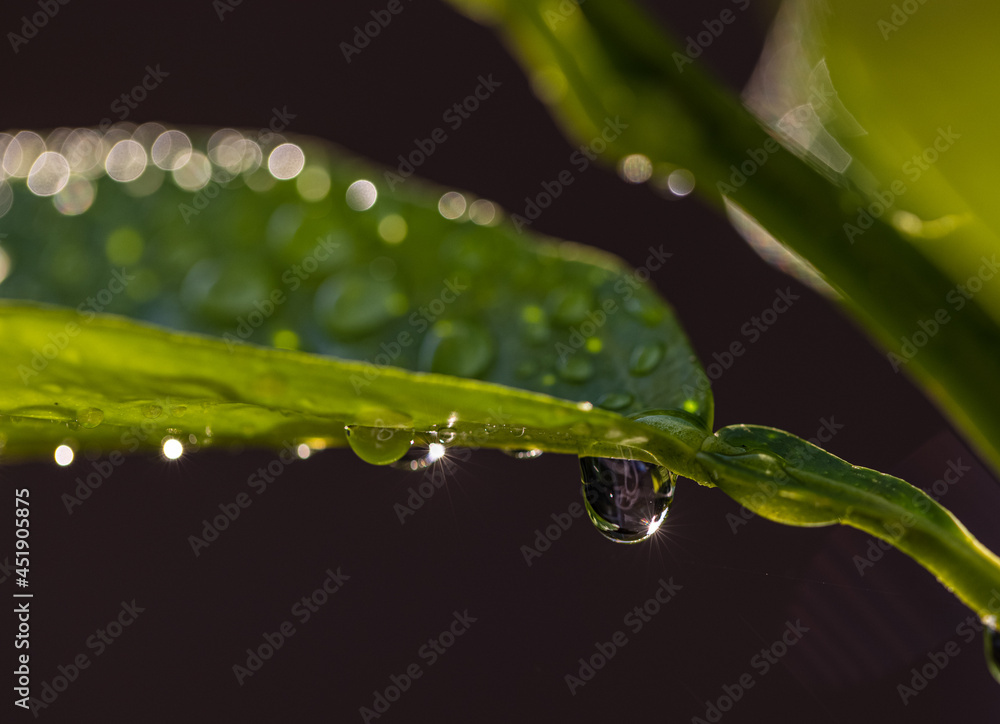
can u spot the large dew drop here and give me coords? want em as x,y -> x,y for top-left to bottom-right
345,426 -> 414,465
579,457 -> 675,543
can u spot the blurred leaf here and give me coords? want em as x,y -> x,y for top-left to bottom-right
749,0 -> 1000,323
447,0 -> 1000,475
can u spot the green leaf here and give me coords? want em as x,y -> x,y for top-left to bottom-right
0,301 -> 680,462
697,424 -> 1000,618
0,129 -> 711,459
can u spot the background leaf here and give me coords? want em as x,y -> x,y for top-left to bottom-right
448,0 -> 1000,476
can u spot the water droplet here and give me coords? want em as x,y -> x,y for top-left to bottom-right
438,429 -> 457,444
624,295 -> 665,327
985,626 -> 1000,684
549,287 -> 594,326
419,320 -> 495,378
503,449 -> 543,459
438,191 -> 467,219
666,168 -> 695,196
181,259 -> 274,324
618,154 -> 653,184
142,404 -> 163,419
268,143 -> 305,180
76,407 -> 104,429
558,355 -> 594,383
345,426 -> 414,465
596,392 -> 633,410
345,179 -> 377,210
579,457 -> 675,543
315,273 -> 407,339
629,342 -> 665,376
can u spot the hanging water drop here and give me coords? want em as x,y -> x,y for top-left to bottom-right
345,425 -> 414,465
985,626 -> 1000,684
579,456 -> 675,543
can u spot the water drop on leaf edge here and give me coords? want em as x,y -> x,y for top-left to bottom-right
345,425 -> 414,466
579,456 -> 675,544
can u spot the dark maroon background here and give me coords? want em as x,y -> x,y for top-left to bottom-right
2,0 -> 999,721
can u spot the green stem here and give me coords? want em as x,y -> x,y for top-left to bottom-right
641,413 -> 1000,619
